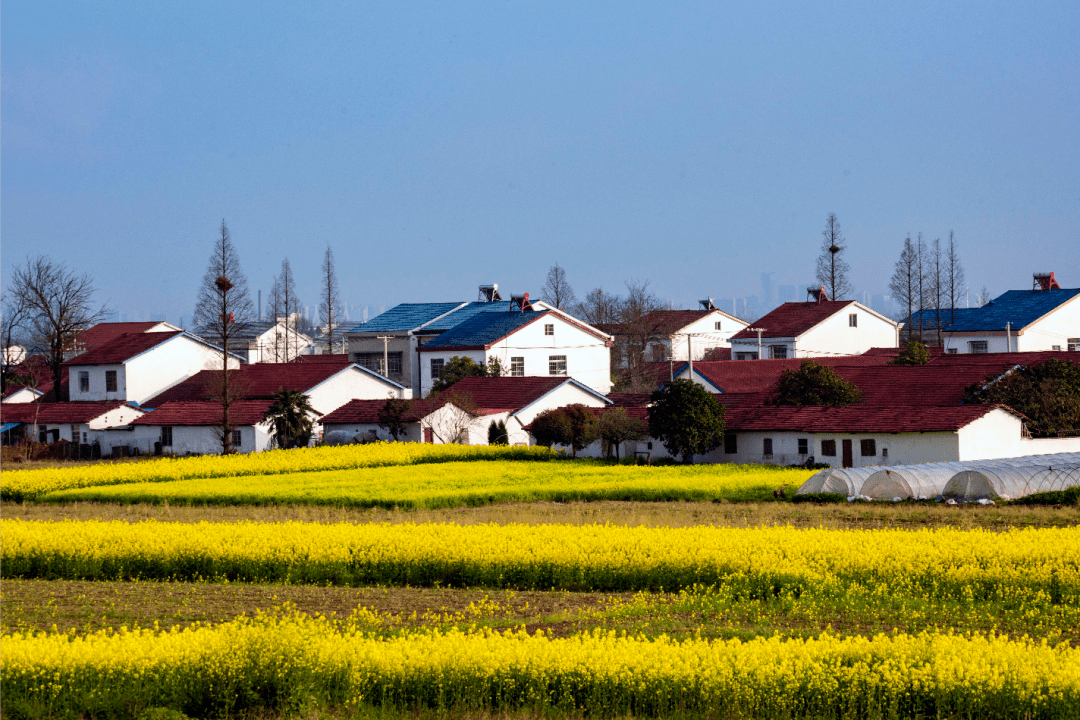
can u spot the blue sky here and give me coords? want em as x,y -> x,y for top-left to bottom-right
3,1 -> 1078,324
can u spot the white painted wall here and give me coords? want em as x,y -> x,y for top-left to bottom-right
305,366 -> 407,415
322,422 -> 424,444
119,422 -> 274,456
669,311 -> 749,361
2,387 -> 42,404
957,409 -> 1080,459
796,303 -> 898,357
512,382 -> 608,426
419,314 -> 612,396
69,335 -> 239,406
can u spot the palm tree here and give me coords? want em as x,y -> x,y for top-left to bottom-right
264,387 -> 315,449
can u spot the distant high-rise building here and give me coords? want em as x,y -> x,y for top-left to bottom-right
760,272 -> 775,306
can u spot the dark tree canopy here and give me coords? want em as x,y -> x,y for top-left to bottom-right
561,404 -> 600,457
377,398 -> 412,441
964,359 -> 1080,438
487,419 -> 509,445
431,356 -> 487,394
889,341 -> 931,366
264,388 -> 315,449
598,407 -> 649,460
772,360 -> 862,407
648,379 -> 725,464
530,408 -> 572,456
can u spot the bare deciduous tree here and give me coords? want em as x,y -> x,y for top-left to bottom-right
815,213 -> 854,301
915,233 -> 927,343
319,245 -> 343,354
889,236 -> 920,343
1,290 -> 32,397
573,287 -> 622,327
422,390 -> 481,444
193,220 -> 256,454
930,238 -> 945,346
977,286 -> 991,307
268,258 -> 302,361
8,255 -> 109,402
540,263 -> 576,310
945,231 -> 966,324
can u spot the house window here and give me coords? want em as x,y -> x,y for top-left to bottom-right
861,439 -> 877,457
715,321 -> 722,330
355,352 -> 403,377
544,324 -> 554,336
821,439 -> 837,457
736,352 -> 759,361
798,438 -> 808,455
946,348 -> 958,354
770,345 -> 787,359
1052,345 -> 1062,351
79,371 -> 89,392
548,355 -> 567,375
969,341 -> 988,354
510,357 -> 524,376
724,432 -> 737,454
105,370 -> 117,392
430,358 -> 444,383
161,426 -> 173,447
1068,338 -> 1080,352
231,430 -> 242,449
71,425 -> 79,442
882,448 -> 888,458
763,438 -> 773,457
849,313 -> 858,327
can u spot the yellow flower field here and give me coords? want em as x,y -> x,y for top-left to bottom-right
4,611 -> 1078,719
0,442 -> 550,501
36,460 -> 810,507
5,519 -> 1077,599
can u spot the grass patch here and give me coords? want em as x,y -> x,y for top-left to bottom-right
7,499 -> 1079,530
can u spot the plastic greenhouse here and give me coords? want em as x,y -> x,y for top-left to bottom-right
942,464 -> 1080,501
796,452 -> 1080,499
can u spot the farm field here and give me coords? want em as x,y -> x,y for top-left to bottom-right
4,446 -> 1080,719
31,460 -> 811,507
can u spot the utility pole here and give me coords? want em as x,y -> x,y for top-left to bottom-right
377,336 -> 393,378
747,328 -> 765,360
687,334 -> 693,381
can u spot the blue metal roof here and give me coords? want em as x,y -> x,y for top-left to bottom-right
900,307 -> 982,330
902,289 -> 1080,332
421,301 -> 517,331
349,303 -> 465,333
422,309 -> 547,348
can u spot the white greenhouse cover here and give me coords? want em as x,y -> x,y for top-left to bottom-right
796,453 -> 1080,499
942,464 -> 1080,501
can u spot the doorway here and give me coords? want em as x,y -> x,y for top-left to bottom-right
842,439 -> 853,468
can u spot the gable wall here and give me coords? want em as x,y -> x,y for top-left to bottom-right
306,366 -> 406,416
796,304 -> 898,357
669,312 -> 749,361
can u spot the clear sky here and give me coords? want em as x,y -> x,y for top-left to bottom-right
3,1 -> 1078,324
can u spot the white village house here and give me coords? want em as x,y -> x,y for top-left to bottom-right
345,285 -> 612,395
600,302 -> 748,366
194,319 -> 313,364
65,331 -> 242,407
0,401 -> 146,447
905,273 -> 1080,354
729,298 -> 899,360
417,306 -> 613,395
321,376 -> 610,446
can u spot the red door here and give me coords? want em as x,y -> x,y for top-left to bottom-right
424,428 -> 434,444
842,439 -> 853,468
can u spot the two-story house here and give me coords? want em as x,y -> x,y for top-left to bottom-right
416,306 -> 613,395
64,332 -> 242,406
729,299 -> 898,360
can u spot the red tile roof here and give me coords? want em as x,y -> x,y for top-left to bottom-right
0,401 -> 135,424
321,398 -> 429,425
65,332 -> 184,366
701,347 -> 732,361
130,400 -> 275,426
688,355 -> 892,393
607,393 -> 652,408
730,301 -> 859,340
75,322 -> 166,352
721,403 -> 1018,434
440,376 -> 582,414
143,363 -> 362,406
